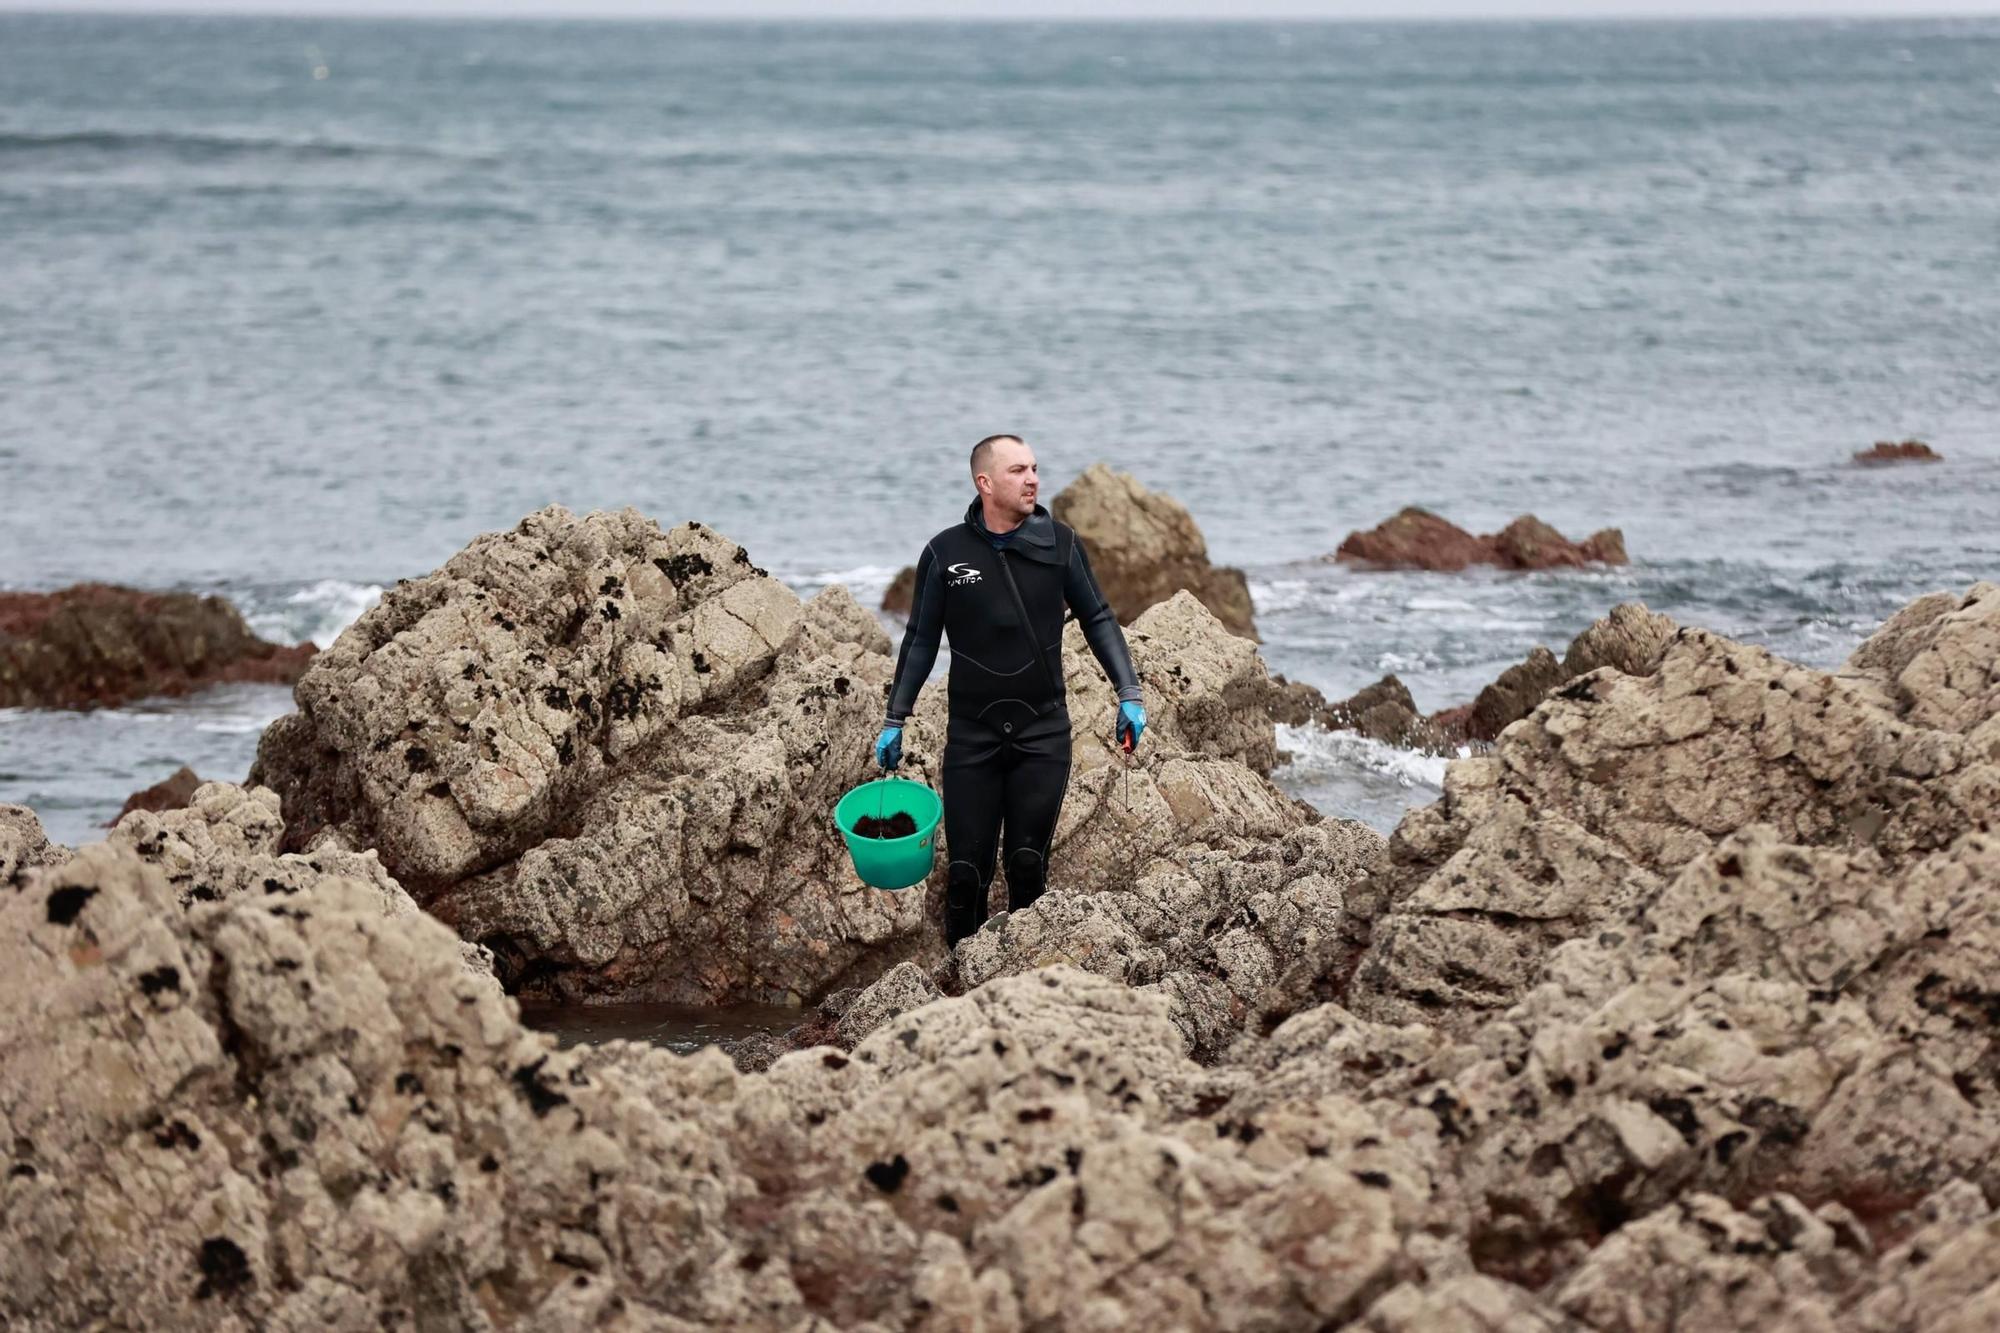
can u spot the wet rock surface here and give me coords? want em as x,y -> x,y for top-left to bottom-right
0,583 -> 315,710
1334,507 -> 1628,572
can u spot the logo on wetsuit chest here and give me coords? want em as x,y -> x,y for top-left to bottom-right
946,562 -> 984,587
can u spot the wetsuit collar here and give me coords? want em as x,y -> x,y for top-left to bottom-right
965,498 -> 1062,565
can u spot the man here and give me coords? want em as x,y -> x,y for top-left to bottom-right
874,434 -> 1146,948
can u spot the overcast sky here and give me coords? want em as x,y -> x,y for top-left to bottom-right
4,0 -> 1997,18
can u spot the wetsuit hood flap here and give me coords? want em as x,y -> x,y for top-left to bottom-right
964,498 -> 1062,564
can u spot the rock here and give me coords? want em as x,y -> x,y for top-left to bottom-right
881,562 -> 918,617
1050,464 -> 1257,639
1,804 -> 70,884
1333,507 -> 1628,572
1854,439 -> 1943,465
831,820 -> 1385,1060
1345,583 -> 2000,1032
253,510 -> 1300,1006
0,584 -> 315,710
0,841 -> 1444,1332
106,764 -> 205,825
1468,647 -> 1567,743
1561,602 -> 1677,680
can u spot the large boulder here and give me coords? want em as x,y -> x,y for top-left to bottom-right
1048,464 -> 1258,639
107,764 -> 206,825
252,510 -> 1306,1006
1334,508 -> 1627,572
0,584 -> 315,710
1,804 -> 70,884
1343,584 -> 2000,1033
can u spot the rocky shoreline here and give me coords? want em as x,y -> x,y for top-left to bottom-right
3,496 -> 1996,1329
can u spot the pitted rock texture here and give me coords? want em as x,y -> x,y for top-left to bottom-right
0,583 -> 314,710
1345,584 -> 2000,1032
1335,508 -> 1628,572
2,803 -> 71,884
829,820 -> 1385,1061
1048,463 -> 1258,639
8,585 -> 2000,1331
253,510 -> 1305,1005
0,848 -> 1443,1333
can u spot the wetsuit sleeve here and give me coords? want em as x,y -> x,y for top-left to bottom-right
885,543 -> 945,726
1064,536 -> 1144,704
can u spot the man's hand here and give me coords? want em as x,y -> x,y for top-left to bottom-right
874,725 -> 904,771
1116,701 -> 1146,752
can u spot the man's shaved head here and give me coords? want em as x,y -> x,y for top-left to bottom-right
970,434 -> 1022,481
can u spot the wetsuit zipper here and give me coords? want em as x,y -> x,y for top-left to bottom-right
995,548 -> 1061,714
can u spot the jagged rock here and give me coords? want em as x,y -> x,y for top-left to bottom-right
0,583 -> 314,710
0,844 -> 1445,1332
1359,1274 -> 1579,1331
1345,587 -> 2000,1031
1468,647 -> 1567,744
1562,603 -> 1677,680
1854,440 -> 1943,465
1334,508 -> 1627,572
107,764 -> 205,825
1553,1192 -> 1868,1331
832,821 -> 1385,1060
254,510 -> 1301,1006
1050,464 -> 1258,639
1,804 -> 70,883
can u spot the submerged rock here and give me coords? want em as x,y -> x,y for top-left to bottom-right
1334,507 -> 1627,572
0,583 -> 314,710
1853,439 -> 1943,465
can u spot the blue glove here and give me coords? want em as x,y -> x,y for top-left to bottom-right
1116,700 -> 1145,752
874,724 -> 904,771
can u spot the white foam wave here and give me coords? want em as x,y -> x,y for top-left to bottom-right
242,580 -> 382,649
1273,722 -> 1456,793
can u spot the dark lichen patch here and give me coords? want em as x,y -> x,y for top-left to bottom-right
864,1155 -> 910,1194
512,1058 -> 571,1118
153,1120 -> 202,1152
600,602 -> 621,622
691,651 -> 712,675
138,965 -> 182,997
655,552 -> 715,584
194,1236 -> 252,1300
405,746 -> 434,773
1017,1106 -> 1055,1124
46,885 -> 95,926
1353,1170 -> 1393,1189
395,1072 -> 424,1096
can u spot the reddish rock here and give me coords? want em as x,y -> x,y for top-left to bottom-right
0,584 -> 314,710
105,766 -> 204,827
1853,439 -> 1943,465
880,564 -> 917,617
1333,507 -> 1628,572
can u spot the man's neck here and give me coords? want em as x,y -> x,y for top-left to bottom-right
980,498 -> 1027,534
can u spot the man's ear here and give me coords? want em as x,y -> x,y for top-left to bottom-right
972,473 -> 990,496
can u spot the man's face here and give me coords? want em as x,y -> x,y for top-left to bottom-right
978,438 -> 1039,519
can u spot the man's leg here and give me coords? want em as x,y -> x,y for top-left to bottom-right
940,717 -> 1005,947
1000,713 -> 1073,914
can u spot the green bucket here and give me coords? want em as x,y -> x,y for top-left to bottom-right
834,778 -> 943,891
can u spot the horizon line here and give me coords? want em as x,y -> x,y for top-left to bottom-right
4,5 -> 1997,23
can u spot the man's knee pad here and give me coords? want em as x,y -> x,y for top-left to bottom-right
944,860 -> 987,947
945,860 -> 986,909
1004,848 -> 1046,913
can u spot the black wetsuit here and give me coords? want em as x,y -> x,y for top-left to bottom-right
885,499 -> 1142,945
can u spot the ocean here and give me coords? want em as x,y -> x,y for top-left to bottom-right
3,14 -> 1996,847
